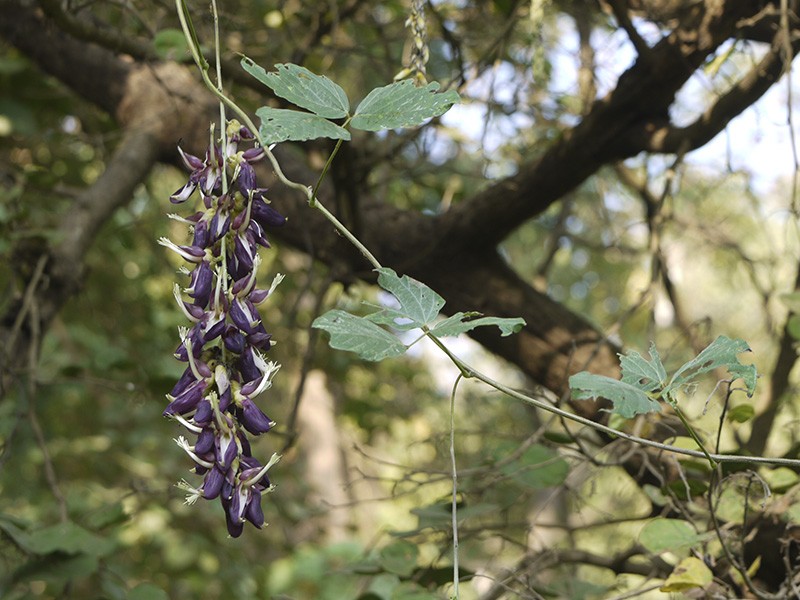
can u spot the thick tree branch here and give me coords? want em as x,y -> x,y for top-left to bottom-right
0,127 -> 161,396
631,27 -> 800,152
436,2 -> 783,251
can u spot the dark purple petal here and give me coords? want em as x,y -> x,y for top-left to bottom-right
245,490 -> 264,527
240,398 -> 274,435
224,507 -> 244,538
248,288 -> 269,304
230,298 -> 259,334
238,348 -> 260,382
251,197 -> 286,228
178,146 -> 205,170
195,429 -> 215,455
192,220 -> 210,249
223,326 -> 246,354
194,399 -> 212,425
247,330 -> 272,350
203,466 -> 225,500
163,379 -> 206,416
187,262 -> 213,308
219,386 -> 232,412
170,366 -> 197,397
237,162 -> 257,197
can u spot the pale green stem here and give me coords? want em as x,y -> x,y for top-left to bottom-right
449,374 -> 462,600
424,332 -> 800,468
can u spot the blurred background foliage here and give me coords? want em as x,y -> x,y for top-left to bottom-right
2,0 -> 800,599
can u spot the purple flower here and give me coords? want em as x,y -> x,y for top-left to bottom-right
164,121 -> 284,536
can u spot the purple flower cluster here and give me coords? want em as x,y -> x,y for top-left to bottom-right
160,121 -> 285,537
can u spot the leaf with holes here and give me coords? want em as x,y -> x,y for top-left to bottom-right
668,336 -> 756,398
569,372 -> 661,418
369,268 -> 445,328
241,59 -> 349,118
311,310 -> 406,361
620,343 -> 667,392
429,312 -> 526,338
351,81 -> 459,131
255,107 -> 350,144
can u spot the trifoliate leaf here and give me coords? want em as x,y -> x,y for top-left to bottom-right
620,343 -> 667,392
659,557 -> 713,592
639,518 -> 704,554
569,372 -> 661,418
256,107 -> 350,144
429,312 -> 526,338
668,336 -> 756,397
312,310 -> 407,361
241,60 -> 349,118
351,81 -> 459,131
373,268 -> 445,328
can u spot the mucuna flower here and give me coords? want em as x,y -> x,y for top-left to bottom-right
162,120 -> 285,537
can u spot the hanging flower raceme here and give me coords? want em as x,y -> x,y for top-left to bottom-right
161,120 -> 285,537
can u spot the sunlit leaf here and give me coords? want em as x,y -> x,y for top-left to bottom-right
569,372 -> 661,418
373,267 -> 445,327
255,107 -> 350,144
351,81 -> 459,131
639,518 -> 703,554
241,60 -> 349,118
312,309 -> 406,361
668,336 -> 756,397
619,343 -> 667,392
659,557 -> 713,592
429,312 -> 526,338
726,403 -> 755,423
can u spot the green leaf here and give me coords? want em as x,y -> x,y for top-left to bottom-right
255,107 -> 351,144
351,81 -> 459,131
638,518 -> 703,554
312,309 -> 407,361
726,404 -> 755,423
241,60 -> 349,118
153,29 -> 189,60
27,521 -> 114,557
660,557 -> 713,592
668,336 -> 756,397
373,268 -> 445,327
569,372 -> 661,418
430,312 -> 526,338
619,343 -> 667,392
501,444 -> 569,488
788,314 -> 800,340
378,541 -> 419,577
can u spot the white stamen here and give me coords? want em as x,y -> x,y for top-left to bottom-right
242,453 -> 282,487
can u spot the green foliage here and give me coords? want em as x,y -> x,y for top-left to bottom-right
242,61 -> 350,119
241,59 -> 460,143
569,336 -> 756,418
350,81 -> 460,131
254,107 -> 351,144
313,268 -> 525,361
638,518 -> 705,554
